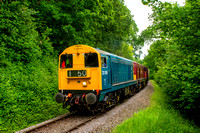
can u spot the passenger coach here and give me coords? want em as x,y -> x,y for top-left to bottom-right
55,45 -> 149,113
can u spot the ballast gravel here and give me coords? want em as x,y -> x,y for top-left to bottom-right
30,81 -> 154,133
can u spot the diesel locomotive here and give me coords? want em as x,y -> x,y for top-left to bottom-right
55,45 -> 149,113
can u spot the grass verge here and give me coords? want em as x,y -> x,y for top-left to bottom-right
113,80 -> 199,133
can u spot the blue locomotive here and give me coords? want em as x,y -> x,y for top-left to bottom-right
55,45 -> 149,113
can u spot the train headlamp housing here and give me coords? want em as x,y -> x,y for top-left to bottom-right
83,82 -> 87,87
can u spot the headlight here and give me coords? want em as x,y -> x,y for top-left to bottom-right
83,82 -> 87,86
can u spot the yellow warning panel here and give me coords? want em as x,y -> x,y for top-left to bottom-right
58,45 -> 102,91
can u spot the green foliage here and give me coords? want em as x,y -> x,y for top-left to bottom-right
0,0 -> 140,132
142,0 -> 200,124
0,58 -> 68,132
155,50 -> 200,122
0,1 -> 53,64
0,1 -> 66,132
113,81 -> 200,133
116,43 -> 134,60
142,0 -> 158,5
143,39 -> 167,79
30,0 -> 138,56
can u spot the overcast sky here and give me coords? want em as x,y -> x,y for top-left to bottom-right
124,0 -> 185,59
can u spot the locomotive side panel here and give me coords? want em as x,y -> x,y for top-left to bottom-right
111,57 -> 133,84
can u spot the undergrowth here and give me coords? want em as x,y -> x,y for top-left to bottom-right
113,80 -> 200,133
0,57 -> 68,132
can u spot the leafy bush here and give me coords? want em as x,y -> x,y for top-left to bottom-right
0,1 -> 66,132
156,51 -> 200,123
0,1 -> 53,64
0,57 -> 68,132
142,1 -> 200,125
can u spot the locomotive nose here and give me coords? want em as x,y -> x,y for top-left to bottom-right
55,93 -> 65,103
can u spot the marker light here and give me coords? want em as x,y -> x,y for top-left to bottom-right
83,82 -> 87,86
96,89 -> 100,95
68,93 -> 72,98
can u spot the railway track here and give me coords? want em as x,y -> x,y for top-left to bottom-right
15,83 -> 153,133
15,111 -> 102,133
65,113 -> 102,133
15,100 -> 131,133
15,112 -> 75,133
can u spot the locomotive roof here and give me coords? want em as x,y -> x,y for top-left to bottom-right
94,48 -> 133,63
95,48 -> 147,68
61,45 -> 147,68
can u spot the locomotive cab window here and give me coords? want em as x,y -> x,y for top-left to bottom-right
101,57 -> 107,68
85,53 -> 98,67
60,54 -> 73,68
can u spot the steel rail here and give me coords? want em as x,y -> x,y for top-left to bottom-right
15,112 -> 76,133
65,113 -> 102,133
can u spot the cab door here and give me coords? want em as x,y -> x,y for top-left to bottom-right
101,55 -> 111,90
107,56 -> 111,86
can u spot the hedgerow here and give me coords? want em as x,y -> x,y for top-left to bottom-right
142,1 -> 200,125
0,58 -> 68,132
0,1 -> 67,132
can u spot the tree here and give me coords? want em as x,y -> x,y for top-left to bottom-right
30,0 -> 139,57
142,0 -> 200,124
0,1 -> 53,65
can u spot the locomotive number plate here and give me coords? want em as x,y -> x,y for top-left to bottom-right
68,70 -> 87,77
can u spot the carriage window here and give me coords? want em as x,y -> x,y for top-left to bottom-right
60,54 -> 73,68
101,57 -> 107,68
85,53 -> 98,67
